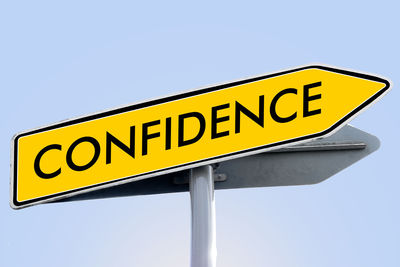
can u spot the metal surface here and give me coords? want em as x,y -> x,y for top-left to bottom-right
173,173 -> 227,185
56,125 -> 380,203
272,141 -> 366,152
190,165 -> 216,267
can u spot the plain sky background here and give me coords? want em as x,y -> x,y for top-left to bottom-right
1,1 -> 399,266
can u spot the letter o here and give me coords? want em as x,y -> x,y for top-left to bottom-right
66,137 -> 100,172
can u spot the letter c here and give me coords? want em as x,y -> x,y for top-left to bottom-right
34,144 -> 62,179
270,88 -> 298,123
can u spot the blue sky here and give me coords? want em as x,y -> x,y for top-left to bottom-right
1,1 -> 399,266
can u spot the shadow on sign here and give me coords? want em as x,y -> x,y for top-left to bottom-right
56,125 -> 379,203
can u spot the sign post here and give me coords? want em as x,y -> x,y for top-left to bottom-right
190,165 -> 217,267
10,65 -> 391,266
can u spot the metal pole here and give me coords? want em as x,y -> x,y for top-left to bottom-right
190,165 -> 217,267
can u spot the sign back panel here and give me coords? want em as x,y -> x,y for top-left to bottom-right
56,125 -> 380,203
11,65 -> 390,209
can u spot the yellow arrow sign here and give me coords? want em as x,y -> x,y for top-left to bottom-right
11,65 -> 390,208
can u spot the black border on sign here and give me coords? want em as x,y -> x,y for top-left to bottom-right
11,65 -> 391,209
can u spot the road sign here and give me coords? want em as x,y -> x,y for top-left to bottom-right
56,125 -> 380,202
11,65 -> 390,209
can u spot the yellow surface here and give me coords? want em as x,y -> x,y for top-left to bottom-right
16,68 -> 386,202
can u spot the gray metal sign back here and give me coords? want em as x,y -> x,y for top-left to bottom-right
56,125 -> 379,203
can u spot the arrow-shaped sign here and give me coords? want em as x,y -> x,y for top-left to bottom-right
11,65 -> 390,209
